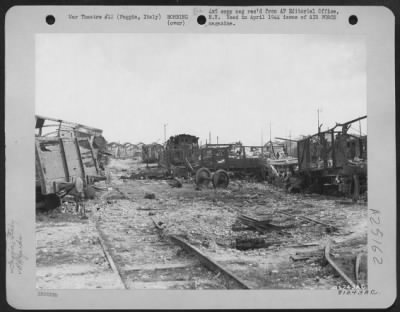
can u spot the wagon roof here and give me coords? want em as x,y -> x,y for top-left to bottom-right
35,114 -> 103,136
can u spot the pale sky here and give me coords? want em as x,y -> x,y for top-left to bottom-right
36,34 -> 366,145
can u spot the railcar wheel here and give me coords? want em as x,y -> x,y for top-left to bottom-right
195,168 -> 211,187
212,169 -> 230,188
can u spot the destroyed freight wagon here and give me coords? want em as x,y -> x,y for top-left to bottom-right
35,115 -> 106,208
296,116 -> 367,199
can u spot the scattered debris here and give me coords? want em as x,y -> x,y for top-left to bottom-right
235,238 -> 283,250
277,211 -> 338,232
168,177 -> 183,188
144,192 -> 156,199
237,214 -> 293,232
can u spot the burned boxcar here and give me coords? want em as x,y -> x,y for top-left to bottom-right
35,115 -> 106,208
297,116 -> 367,199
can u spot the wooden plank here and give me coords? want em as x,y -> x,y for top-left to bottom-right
62,139 -> 84,180
58,138 -> 70,181
74,137 -> 87,181
123,262 -> 196,272
324,240 -> 356,287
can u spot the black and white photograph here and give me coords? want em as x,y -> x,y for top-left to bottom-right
34,32 -> 368,290
5,5 -> 396,309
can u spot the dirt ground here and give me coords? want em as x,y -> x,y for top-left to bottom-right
36,158 -> 368,289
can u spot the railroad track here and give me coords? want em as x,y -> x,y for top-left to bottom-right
92,186 -> 250,290
92,180 -> 365,290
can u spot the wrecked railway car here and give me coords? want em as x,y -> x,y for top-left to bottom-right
296,116 -> 367,199
158,134 -> 199,176
163,134 -> 200,166
35,115 -> 106,208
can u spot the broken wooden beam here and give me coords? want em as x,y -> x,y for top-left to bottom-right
123,261 -> 196,272
237,214 -> 293,232
324,239 -> 356,288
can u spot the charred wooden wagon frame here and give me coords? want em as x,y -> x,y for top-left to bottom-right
297,116 -> 367,199
35,115 -> 106,207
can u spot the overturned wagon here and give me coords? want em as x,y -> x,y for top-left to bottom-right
35,115 -> 106,208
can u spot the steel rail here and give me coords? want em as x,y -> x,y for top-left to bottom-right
169,235 -> 251,290
95,221 -> 129,289
151,217 -> 251,289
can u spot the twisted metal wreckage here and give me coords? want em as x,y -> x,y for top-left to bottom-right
131,115 -> 367,200
35,114 -> 367,208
